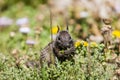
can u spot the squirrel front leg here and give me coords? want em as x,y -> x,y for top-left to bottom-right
64,47 -> 75,56
53,46 -> 75,57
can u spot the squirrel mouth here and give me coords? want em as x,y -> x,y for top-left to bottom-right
60,46 -> 70,50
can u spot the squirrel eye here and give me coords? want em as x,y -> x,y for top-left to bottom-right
58,37 -> 61,40
69,36 -> 71,39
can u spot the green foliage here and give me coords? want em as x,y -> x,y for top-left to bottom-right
0,44 -> 117,80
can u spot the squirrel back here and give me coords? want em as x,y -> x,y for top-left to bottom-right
40,41 -> 55,66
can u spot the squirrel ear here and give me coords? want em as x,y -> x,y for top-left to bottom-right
66,18 -> 69,31
66,25 -> 69,31
57,25 -> 60,33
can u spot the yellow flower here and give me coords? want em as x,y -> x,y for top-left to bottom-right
112,30 -> 120,38
83,41 -> 88,47
74,40 -> 88,47
52,26 -> 59,34
75,40 -> 81,47
90,42 -> 98,47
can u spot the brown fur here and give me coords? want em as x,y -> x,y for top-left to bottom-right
40,30 -> 75,66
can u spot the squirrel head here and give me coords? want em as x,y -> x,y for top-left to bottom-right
55,25 -> 73,49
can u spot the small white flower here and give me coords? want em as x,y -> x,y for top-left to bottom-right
19,27 -> 30,34
26,39 -> 36,45
16,17 -> 29,27
0,17 -> 13,27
